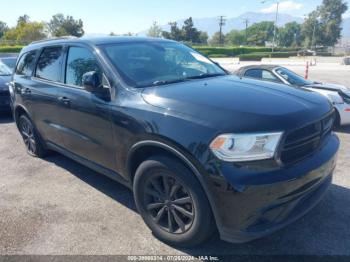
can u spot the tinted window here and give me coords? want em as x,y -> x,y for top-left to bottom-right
15,51 -> 37,76
245,69 -> 280,82
65,47 -> 102,87
261,70 -> 279,82
35,46 -> 63,82
245,69 -> 262,79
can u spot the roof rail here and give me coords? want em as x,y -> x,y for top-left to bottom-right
30,36 -> 78,45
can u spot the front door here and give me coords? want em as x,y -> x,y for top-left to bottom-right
55,46 -> 115,170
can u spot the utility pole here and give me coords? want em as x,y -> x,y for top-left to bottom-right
242,18 -> 249,45
272,1 -> 279,53
261,0 -> 279,53
218,15 -> 226,46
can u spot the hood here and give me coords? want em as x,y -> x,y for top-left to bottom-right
0,75 -> 11,91
142,75 -> 332,132
305,83 -> 350,94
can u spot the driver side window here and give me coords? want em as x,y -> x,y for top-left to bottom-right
65,47 -> 103,88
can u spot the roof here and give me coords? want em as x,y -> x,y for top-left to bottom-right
239,64 -> 280,71
21,36 -> 174,53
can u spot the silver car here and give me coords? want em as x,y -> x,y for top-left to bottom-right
236,65 -> 350,126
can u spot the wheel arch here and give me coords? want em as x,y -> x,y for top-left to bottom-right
127,140 -> 221,230
14,105 -> 32,126
334,107 -> 341,127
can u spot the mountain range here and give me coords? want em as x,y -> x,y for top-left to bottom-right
139,12 -> 350,38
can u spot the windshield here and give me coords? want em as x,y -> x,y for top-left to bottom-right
101,41 -> 226,88
275,67 -> 312,86
0,62 -> 12,76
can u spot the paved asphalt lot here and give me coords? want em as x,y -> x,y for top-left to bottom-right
0,63 -> 350,257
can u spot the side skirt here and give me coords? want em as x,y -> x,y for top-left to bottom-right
47,142 -> 132,190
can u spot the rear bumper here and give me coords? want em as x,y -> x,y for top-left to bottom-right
206,133 -> 339,243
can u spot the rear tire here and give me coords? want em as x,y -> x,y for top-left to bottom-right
18,114 -> 48,158
133,156 -> 215,247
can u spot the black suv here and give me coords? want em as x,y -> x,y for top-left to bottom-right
10,37 -> 339,246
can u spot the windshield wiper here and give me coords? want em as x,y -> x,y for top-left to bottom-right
151,78 -> 189,86
185,73 -> 226,80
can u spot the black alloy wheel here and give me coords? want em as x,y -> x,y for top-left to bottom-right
134,156 -> 215,247
18,115 -> 47,158
144,173 -> 194,234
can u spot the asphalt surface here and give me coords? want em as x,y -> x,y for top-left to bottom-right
0,64 -> 350,256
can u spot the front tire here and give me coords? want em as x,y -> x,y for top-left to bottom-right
133,156 -> 215,247
18,114 -> 48,158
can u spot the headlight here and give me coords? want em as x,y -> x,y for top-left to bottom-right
210,132 -> 283,162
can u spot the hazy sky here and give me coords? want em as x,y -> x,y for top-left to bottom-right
1,0 -> 349,35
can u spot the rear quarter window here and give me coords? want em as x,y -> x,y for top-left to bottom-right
35,46 -> 64,82
15,51 -> 38,76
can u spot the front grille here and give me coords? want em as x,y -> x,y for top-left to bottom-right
280,111 -> 335,165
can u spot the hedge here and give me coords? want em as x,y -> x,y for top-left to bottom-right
193,46 -> 299,57
238,52 -> 298,61
0,46 -> 23,53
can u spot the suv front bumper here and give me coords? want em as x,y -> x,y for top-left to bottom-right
206,133 -> 339,243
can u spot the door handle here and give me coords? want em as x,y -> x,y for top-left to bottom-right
58,96 -> 71,105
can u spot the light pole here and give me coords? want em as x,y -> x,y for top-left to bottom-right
311,16 -> 320,51
261,0 -> 279,53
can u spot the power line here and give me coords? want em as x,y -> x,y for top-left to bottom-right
218,15 -> 226,45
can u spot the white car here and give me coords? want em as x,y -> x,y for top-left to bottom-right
235,65 -> 350,126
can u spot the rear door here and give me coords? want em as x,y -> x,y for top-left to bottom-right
14,47 -> 64,145
54,45 -> 115,170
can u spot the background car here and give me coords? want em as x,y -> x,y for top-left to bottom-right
0,61 -> 12,112
235,65 -> 350,127
297,49 -> 316,56
0,57 -> 17,71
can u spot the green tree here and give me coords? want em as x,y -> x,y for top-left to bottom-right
4,19 -> 46,43
318,0 -> 348,46
246,21 -> 275,46
182,17 -> 200,43
209,32 -> 225,46
147,21 -> 162,38
302,0 -> 348,48
226,30 -> 245,46
48,14 -> 84,37
279,22 -> 303,47
17,15 -> 30,26
198,31 -> 209,44
162,22 -> 182,41
0,21 -> 9,39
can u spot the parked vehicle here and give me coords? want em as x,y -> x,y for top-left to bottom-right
235,65 -> 350,126
10,37 -> 339,246
0,57 -> 18,71
297,49 -> 316,56
0,61 -> 12,112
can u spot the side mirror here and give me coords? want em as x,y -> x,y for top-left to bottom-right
82,71 -> 101,93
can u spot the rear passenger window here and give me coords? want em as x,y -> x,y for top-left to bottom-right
15,51 -> 37,76
35,46 -> 63,82
65,47 -> 102,87
245,69 -> 262,79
